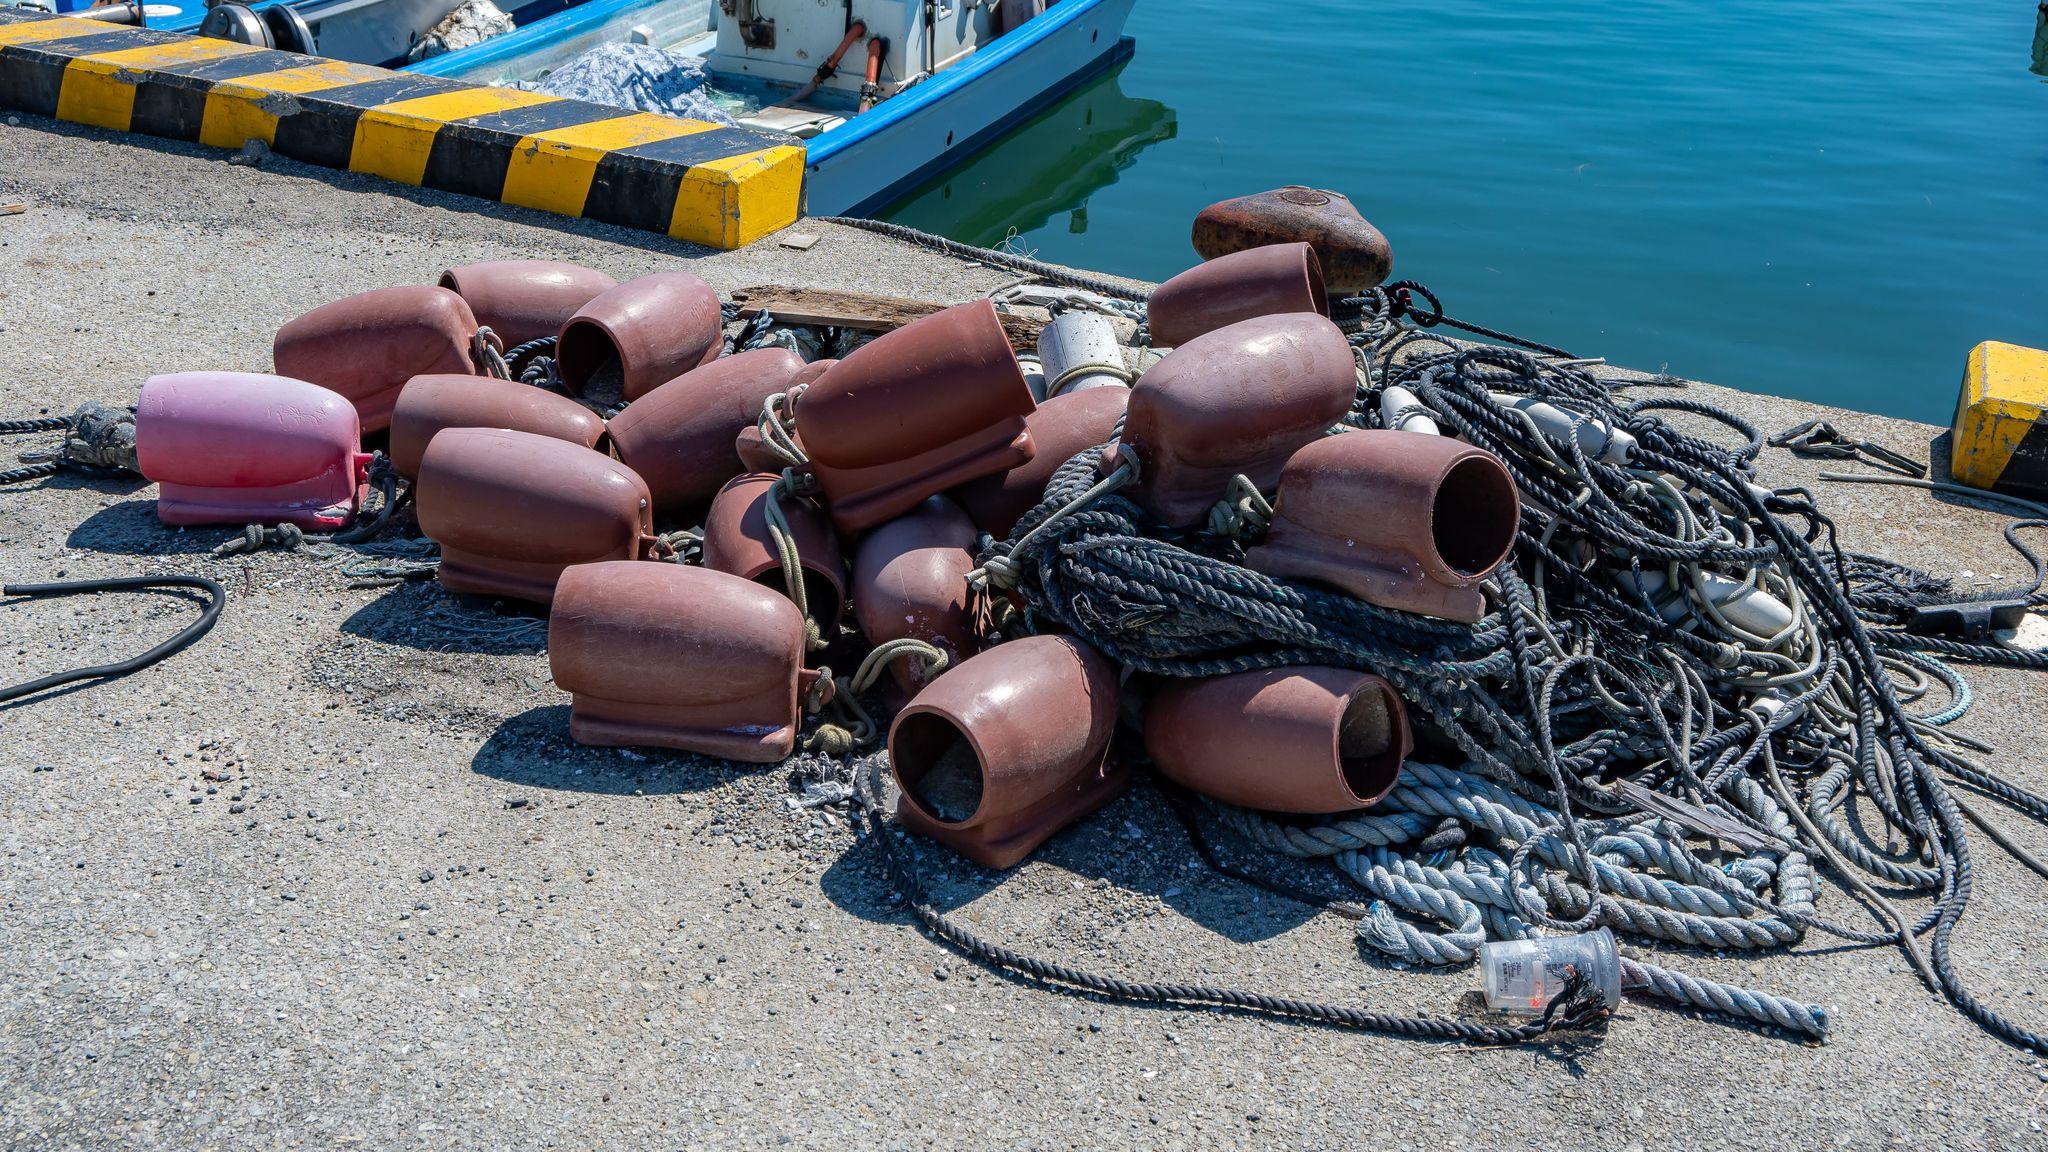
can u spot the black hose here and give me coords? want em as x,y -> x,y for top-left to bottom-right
1,574 -> 225,704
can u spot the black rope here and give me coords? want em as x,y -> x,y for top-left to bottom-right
0,416 -> 68,434
0,460 -> 61,485
850,757 -> 1608,1044
974,322 -> 2048,1055
1,574 -> 225,704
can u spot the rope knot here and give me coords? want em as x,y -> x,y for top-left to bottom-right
213,522 -> 304,556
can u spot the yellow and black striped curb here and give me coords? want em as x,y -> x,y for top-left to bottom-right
0,9 -> 804,248
1953,340 -> 2048,497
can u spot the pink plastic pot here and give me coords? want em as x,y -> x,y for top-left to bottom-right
135,371 -> 372,530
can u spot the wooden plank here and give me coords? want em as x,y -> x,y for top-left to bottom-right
732,285 -> 1043,350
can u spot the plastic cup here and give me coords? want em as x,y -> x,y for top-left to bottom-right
1479,928 -> 1622,1015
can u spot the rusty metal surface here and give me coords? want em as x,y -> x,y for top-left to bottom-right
888,634 -> 1126,870
1248,429 -> 1520,623
608,348 -> 808,516
1192,187 -> 1393,295
549,561 -> 808,763
387,373 -> 607,480
414,427 -> 655,605
851,495 -> 982,695
700,471 -> 847,633
1145,666 -> 1411,814
801,300 -> 1036,534
437,260 -> 618,348
952,385 -> 1128,537
1112,313 -> 1353,527
1145,242 -> 1328,349
556,272 -> 722,403
272,285 -> 478,434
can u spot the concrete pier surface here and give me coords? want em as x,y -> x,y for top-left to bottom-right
5,114 -> 2048,1151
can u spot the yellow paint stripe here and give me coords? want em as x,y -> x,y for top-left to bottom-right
54,38 -> 269,132
197,60 -> 391,149
0,16 -> 101,48
348,87 -> 564,186
501,112 -> 715,217
668,143 -> 806,249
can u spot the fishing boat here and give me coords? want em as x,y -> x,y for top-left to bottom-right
15,0 -> 1136,216
405,0 -> 1138,215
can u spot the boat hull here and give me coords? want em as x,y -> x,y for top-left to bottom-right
804,0 -> 1136,216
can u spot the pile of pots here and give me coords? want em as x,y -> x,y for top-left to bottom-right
121,187 -> 1523,873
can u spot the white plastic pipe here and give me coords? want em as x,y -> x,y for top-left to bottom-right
1634,569 -> 1795,638
1378,385 -> 1439,435
1490,391 -> 1637,464
1037,311 -> 1131,398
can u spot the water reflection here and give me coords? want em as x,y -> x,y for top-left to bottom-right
2033,2 -> 2048,78
881,60 -> 1177,245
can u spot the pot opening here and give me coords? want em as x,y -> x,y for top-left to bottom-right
893,711 -> 985,825
1303,246 -> 1330,317
1430,455 -> 1518,578
1337,682 -> 1401,803
749,569 -> 843,633
556,321 -> 624,401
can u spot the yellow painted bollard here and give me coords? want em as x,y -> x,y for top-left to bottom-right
1952,340 -> 2048,495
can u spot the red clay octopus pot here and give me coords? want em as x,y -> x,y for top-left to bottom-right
1145,666 -> 1411,814
888,635 -> 1126,869
272,285 -> 480,433
851,495 -> 982,695
952,384 -> 1128,538
607,348 -> 809,515
800,300 -> 1036,534
1108,313 -> 1353,528
387,374 -> 607,480
556,271 -> 723,403
438,260 -> 618,348
414,427 -> 657,605
136,371 -> 371,530
549,561 -> 814,762
699,472 -> 847,633
1246,430 -> 1520,623
1146,242 -> 1329,348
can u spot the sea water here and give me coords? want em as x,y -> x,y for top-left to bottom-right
882,1 -> 2048,423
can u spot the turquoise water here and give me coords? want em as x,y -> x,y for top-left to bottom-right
883,1 -> 2048,424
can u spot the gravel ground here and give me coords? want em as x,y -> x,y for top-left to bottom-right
4,114 -> 2048,1151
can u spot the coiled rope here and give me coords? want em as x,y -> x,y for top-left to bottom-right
968,315 -> 2048,1054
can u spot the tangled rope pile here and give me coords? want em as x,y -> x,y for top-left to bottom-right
957,299 -> 2048,1053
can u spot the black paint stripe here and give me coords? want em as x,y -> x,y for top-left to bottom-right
267,73 -> 466,169
102,50 -> 301,143
608,125 -> 793,167
168,49 -> 317,84
2,26 -> 180,59
0,7 -> 62,25
1993,419 -> 2048,498
415,100 -> 619,202
452,97 -> 619,138
269,100 -> 360,170
127,70 -> 214,141
581,151 -> 687,234
301,73 -> 467,113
